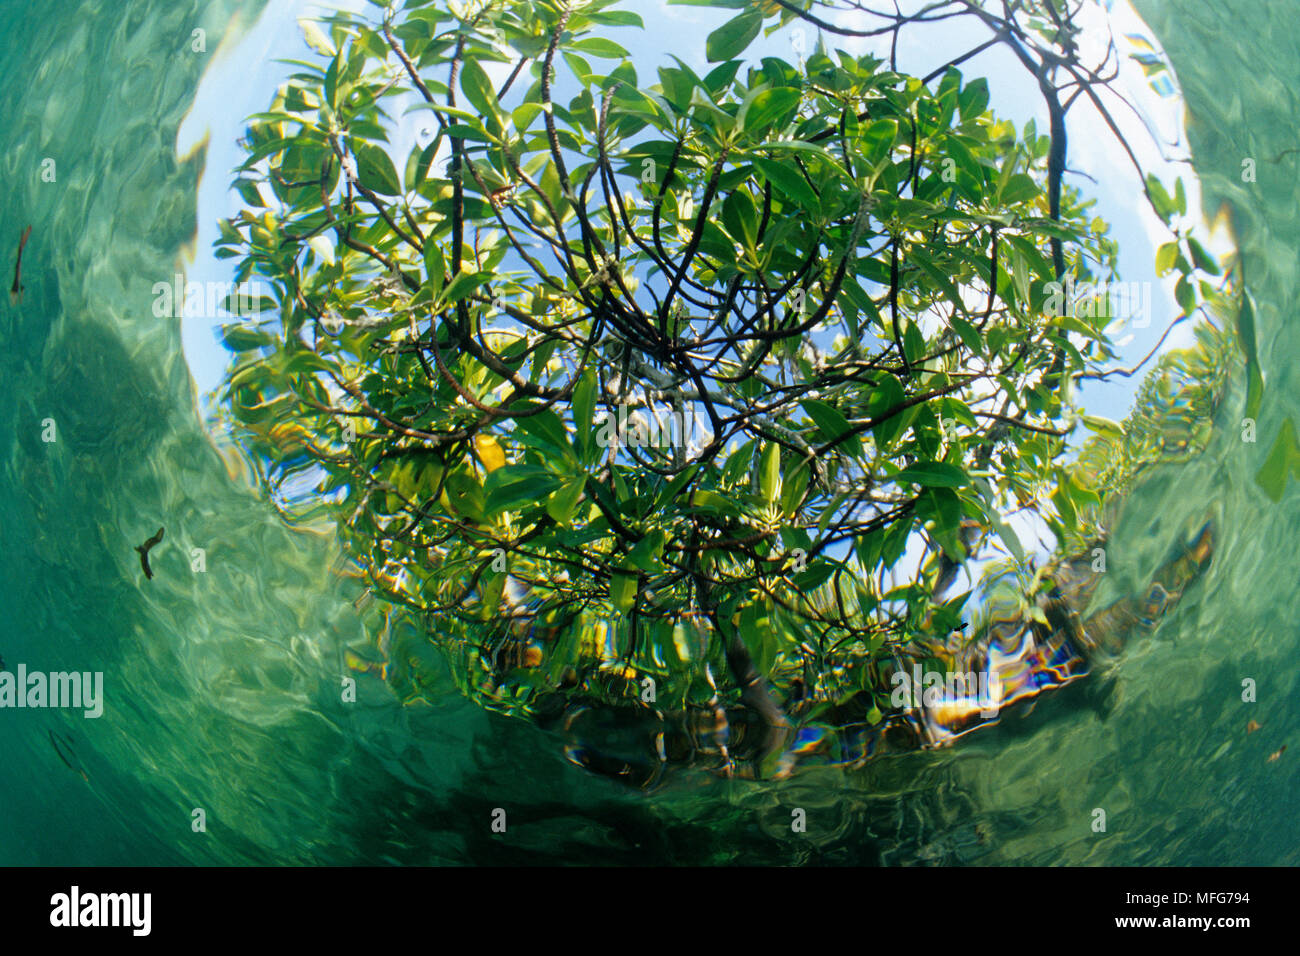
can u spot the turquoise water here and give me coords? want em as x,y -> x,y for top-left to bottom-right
0,0 -> 1295,865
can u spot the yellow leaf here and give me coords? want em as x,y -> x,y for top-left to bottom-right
298,18 -> 336,57
475,434 -> 506,472
307,234 -> 335,265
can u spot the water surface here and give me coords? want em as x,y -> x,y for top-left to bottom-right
0,0 -> 1294,865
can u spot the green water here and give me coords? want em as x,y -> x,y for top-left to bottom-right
0,0 -> 1295,865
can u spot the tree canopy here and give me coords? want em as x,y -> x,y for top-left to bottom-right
216,0 -> 1232,773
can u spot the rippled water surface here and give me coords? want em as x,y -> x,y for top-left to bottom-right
0,0 -> 1296,865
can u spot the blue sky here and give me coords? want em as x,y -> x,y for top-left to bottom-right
178,0 -> 1219,408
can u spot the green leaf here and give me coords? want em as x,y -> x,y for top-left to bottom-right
570,37 -> 630,59
902,321 -> 926,367
298,18 -> 336,57
869,373 -> 909,451
514,409 -> 571,454
911,247 -> 968,318
1238,290 -> 1264,420
1246,364 -> 1265,423
757,139 -> 841,164
486,470 -> 564,515
1146,174 -> 1176,224
780,458 -> 811,517
352,140 -> 402,196
459,58 -> 502,126
706,9 -> 762,63
323,53 -> 341,109
1255,417 -> 1300,503
222,294 -> 277,316
999,173 -> 1039,205
656,464 -> 699,510
691,488 -> 741,517
1155,241 -> 1178,276
1174,274 -> 1196,315
793,560 -> 836,592
572,366 -> 597,459
440,270 -> 492,304
740,87 -> 801,135
721,189 -> 759,248
894,462 -> 969,488
949,314 -> 983,354
627,528 -> 667,572
1003,246 -> 1027,308
424,243 -> 445,295
610,571 -> 637,613
443,123 -> 493,142
221,325 -> 274,351
924,487 -> 964,558
862,118 -> 898,163
562,51 -> 595,83
1081,414 -> 1125,438
443,470 -> 486,523
751,157 -> 818,211
545,475 -> 587,523
958,78 -> 989,120
233,178 -> 264,207
703,60 -> 742,95
1186,236 -> 1220,275
801,399 -> 862,458
1051,474 -> 1077,528
760,441 -> 781,504
478,571 -> 505,620
511,101 -> 544,132
587,10 -> 645,28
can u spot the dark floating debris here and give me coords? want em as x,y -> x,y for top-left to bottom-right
9,224 -> 30,304
134,526 -> 164,580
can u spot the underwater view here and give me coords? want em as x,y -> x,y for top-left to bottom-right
0,0 -> 1295,890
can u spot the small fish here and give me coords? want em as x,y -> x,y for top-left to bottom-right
48,729 -> 89,782
135,526 -> 164,580
48,730 -> 72,768
10,225 -> 31,304
1247,719 -> 1262,734
1267,745 -> 1286,763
